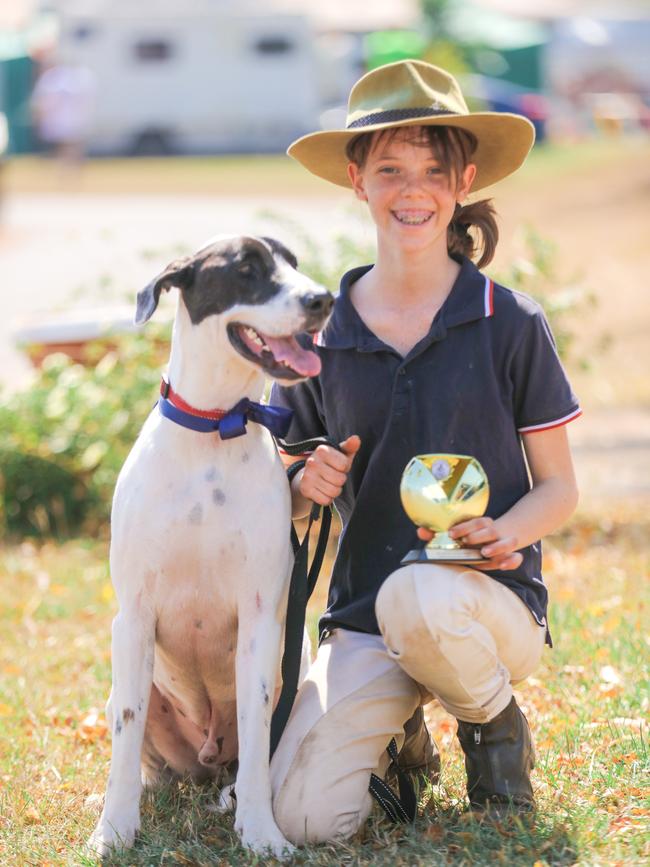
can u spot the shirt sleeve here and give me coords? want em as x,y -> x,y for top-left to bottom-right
511,306 -> 581,434
270,376 -> 326,453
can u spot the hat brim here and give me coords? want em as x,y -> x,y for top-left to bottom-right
287,112 -> 535,192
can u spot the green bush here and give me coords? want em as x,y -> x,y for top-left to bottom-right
0,323 -> 170,538
0,448 -> 91,536
493,227 -> 595,366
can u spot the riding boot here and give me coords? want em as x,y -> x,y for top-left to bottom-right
456,696 -> 535,817
395,706 -> 441,785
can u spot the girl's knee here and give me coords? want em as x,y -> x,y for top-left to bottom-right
376,563 -> 472,644
375,566 -> 418,635
274,777 -> 371,844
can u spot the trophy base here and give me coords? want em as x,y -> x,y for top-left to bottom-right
401,546 -> 491,567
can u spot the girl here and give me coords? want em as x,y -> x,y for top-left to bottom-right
268,60 -> 580,843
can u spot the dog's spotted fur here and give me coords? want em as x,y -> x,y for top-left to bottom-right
88,236 -> 332,858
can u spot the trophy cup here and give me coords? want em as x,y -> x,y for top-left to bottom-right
400,454 -> 490,565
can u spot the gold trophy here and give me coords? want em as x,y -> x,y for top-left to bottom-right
400,454 -> 490,565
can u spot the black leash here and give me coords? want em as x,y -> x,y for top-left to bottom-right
269,434 -> 417,826
369,738 -> 417,823
269,435 -> 340,758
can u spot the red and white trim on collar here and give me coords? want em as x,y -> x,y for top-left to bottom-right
484,275 -> 494,318
160,376 -> 228,421
518,407 -> 582,434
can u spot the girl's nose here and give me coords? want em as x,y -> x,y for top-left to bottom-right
401,173 -> 426,195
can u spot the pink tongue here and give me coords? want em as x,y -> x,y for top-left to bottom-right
263,334 -> 321,377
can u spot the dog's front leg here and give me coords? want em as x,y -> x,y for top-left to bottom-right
88,601 -> 155,856
234,598 -> 294,858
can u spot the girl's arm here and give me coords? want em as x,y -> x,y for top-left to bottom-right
419,425 -> 579,571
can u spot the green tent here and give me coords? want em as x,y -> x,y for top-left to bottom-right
0,32 -> 35,154
364,30 -> 427,71
445,1 -> 548,91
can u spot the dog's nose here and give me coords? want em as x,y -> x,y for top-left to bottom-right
300,291 -> 334,316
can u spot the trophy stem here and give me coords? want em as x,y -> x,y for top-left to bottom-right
426,530 -> 458,552
401,531 -> 490,566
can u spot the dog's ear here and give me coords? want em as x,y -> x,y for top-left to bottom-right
261,237 -> 298,269
135,258 -> 195,325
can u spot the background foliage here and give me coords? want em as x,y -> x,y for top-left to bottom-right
0,231 -> 589,538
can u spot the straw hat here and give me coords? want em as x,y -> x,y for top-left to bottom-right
288,60 -> 535,192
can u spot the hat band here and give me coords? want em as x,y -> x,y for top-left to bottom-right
347,106 -> 459,130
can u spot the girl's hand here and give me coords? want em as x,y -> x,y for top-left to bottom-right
416,517 -> 523,571
299,435 -> 361,506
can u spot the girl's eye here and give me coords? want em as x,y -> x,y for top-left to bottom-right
427,167 -> 443,175
378,166 -> 398,174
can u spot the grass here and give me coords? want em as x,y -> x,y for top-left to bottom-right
3,137 -> 648,197
0,507 -> 648,865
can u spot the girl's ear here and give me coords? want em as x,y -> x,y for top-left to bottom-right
347,162 -> 368,201
457,163 -> 477,201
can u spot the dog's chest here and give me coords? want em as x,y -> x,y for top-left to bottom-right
119,423 -> 292,698
123,422 -> 289,560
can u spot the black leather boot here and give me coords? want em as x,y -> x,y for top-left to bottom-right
456,697 -> 535,817
396,706 -> 441,785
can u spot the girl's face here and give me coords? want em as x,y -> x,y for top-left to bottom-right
346,128 -> 476,257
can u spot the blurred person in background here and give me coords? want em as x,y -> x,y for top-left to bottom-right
31,57 -> 95,170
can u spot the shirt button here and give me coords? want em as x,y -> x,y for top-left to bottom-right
398,369 -> 406,376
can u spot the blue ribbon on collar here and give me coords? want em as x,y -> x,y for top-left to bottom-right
158,396 -> 293,440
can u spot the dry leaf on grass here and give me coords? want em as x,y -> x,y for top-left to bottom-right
23,806 -> 41,825
423,823 -> 445,842
76,710 -> 109,742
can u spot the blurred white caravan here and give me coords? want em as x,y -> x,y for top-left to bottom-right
52,0 -> 334,154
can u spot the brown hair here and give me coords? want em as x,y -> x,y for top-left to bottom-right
345,126 -> 498,268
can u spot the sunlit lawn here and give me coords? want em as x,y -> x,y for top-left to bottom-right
4,138 -> 648,197
0,505 -> 647,866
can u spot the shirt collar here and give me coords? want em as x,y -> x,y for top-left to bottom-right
315,256 -> 494,351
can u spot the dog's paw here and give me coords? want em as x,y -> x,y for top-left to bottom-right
240,828 -> 296,860
87,814 -> 139,857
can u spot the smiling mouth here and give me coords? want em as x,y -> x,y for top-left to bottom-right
392,210 -> 433,225
227,323 -> 321,380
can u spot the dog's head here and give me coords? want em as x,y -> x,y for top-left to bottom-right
135,235 -> 333,381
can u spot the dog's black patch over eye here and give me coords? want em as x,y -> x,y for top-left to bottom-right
182,239 -> 285,324
235,250 -> 267,282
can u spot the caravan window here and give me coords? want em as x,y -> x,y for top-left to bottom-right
253,36 -> 294,55
72,24 -> 95,41
134,40 -> 174,62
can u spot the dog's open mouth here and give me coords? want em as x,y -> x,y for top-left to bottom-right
227,323 -> 321,380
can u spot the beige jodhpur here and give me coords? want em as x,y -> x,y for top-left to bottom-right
270,563 -> 545,844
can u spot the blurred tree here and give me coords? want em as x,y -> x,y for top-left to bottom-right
420,0 -> 472,80
421,0 -> 453,37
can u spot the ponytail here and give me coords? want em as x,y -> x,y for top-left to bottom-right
447,199 -> 498,269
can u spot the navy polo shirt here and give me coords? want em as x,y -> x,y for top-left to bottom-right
271,256 -> 580,646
